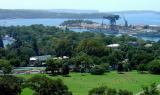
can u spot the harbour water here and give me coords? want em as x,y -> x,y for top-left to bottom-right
0,15 -> 160,42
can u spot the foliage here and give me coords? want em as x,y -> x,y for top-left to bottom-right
89,86 -> 133,95
0,33 -> 4,48
62,63 -> 70,76
10,58 -> 21,67
90,65 -> 106,75
0,59 -> 13,74
148,60 -> 160,74
25,75 -> 72,95
60,20 -> 96,26
137,64 -> 148,73
118,89 -> 133,95
0,75 -> 23,95
117,62 -> 124,73
140,83 -> 160,95
71,53 -> 93,72
55,39 -> 73,57
46,59 -> 63,75
76,39 -> 107,57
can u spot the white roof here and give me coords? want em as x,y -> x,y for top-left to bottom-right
144,44 -> 152,47
107,44 -> 120,48
63,56 -> 69,59
30,57 -> 38,61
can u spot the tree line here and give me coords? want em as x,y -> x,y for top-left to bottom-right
0,25 -> 160,75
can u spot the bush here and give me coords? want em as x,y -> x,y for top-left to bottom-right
25,75 -> 72,95
90,65 -> 106,75
88,86 -> 116,95
0,75 -> 23,95
148,60 -> 160,74
140,83 -> 160,95
137,64 -> 148,73
118,89 -> 133,95
117,63 -> 124,73
89,86 -> 133,95
10,59 -> 21,67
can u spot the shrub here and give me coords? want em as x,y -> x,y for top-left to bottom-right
25,75 -> 72,95
117,63 -> 124,73
88,86 -> 116,95
0,75 -> 23,95
90,65 -> 106,75
118,89 -> 133,95
137,64 -> 148,73
140,83 -> 160,95
148,60 -> 160,74
89,86 -> 133,95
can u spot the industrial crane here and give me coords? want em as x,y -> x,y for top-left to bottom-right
102,15 -> 120,31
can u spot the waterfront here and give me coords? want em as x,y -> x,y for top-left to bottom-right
0,17 -> 160,42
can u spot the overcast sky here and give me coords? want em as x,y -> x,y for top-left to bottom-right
0,0 -> 160,12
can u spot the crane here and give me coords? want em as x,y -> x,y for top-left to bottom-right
103,15 -> 120,31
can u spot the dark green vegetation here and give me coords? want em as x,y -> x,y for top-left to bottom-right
0,25 -> 160,74
140,83 -> 160,95
0,25 -> 160,95
60,20 -> 97,26
0,75 -> 72,95
0,75 -> 23,95
89,86 -> 133,95
25,75 -> 72,95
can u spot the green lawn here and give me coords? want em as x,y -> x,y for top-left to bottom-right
19,71 -> 160,95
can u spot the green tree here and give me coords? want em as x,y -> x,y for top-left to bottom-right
148,60 -> 160,74
55,39 -> 72,57
0,34 -> 4,48
32,37 -> 39,56
90,65 -> 106,75
25,75 -> 72,95
0,75 -> 23,95
62,63 -> 70,76
71,53 -> 93,72
76,39 -> 107,57
0,59 -> 13,74
10,58 -> 21,67
117,62 -> 124,73
46,59 -> 62,75
137,64 -> 148,73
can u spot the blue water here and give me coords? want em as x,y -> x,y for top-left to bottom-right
0,13 -> 160,42
0,13 -> 160,26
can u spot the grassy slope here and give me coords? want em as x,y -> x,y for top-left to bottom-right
19,71 -> 160,95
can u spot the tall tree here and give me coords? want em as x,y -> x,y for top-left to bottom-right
55,39 -> 72,57
32,38 -> 39,56
0,34 -> 4,48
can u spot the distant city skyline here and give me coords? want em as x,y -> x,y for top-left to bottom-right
0,0 -> 160,12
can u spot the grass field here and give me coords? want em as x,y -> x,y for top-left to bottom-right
19,71 -> 160,95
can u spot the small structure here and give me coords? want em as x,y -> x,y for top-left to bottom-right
107,44 -> 120,48
128,42 -> 139,46
144,44 -> 152,48
29,55 -> 51,66
53,56 -> 69,60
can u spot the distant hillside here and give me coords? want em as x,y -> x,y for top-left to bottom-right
0,9 -> 159,19
48,9 -> 99,13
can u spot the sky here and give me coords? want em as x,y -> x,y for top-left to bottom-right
0,0 -> 160,12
